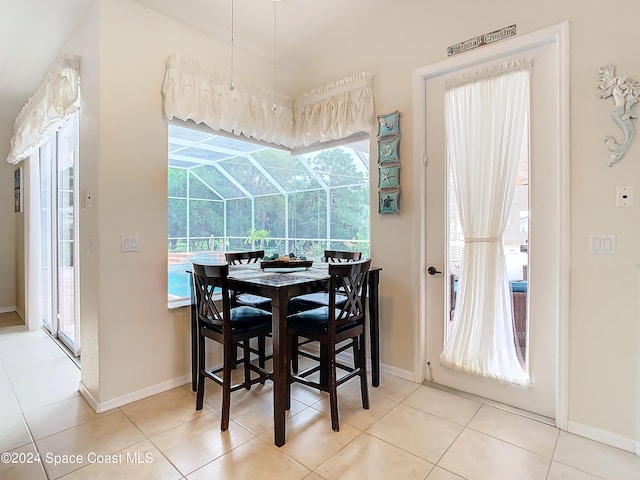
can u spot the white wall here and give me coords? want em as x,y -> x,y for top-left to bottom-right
0,118 -> 17,312
294,0 -> 640,447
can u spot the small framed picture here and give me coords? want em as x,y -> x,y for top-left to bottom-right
377,111 -> 401,138
378,165 -> 400,189
378,136 -> 400,164
378,189 -> 400,214
14,166 -> 22,213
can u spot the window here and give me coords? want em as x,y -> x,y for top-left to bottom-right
167,124 -> 370,306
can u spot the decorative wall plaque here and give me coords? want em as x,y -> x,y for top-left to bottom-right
447,24 -> 516,56
597,65 -> 640,166
377,111 -> 401,214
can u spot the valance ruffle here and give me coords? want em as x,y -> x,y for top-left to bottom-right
162,54 -> 294,148
7,52 -> 80,164
293,72 -> 375,148
162,54 -> 374,151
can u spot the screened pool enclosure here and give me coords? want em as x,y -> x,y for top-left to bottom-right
168,123 -> 370,303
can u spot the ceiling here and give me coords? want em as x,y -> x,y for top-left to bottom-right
0,0 -> 387,122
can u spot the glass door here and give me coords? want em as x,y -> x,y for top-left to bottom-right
40,142 -> 54,333
424,43 -> 559,417
40,116 -> 80,356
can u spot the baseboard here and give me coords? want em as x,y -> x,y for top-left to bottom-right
78,382 -> 99,412
380,362 -> 414,382
567,420 -> 638,455
322,347 -> 416,384
79,374 -> 191,413
0,306 -> 16,314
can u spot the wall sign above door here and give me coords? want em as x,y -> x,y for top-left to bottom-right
447,24 -> 516,56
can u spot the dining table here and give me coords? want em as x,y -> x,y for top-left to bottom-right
189,261 -> 382,447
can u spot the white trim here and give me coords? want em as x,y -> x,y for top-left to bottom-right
380,362 -> 415,382
324,348 -> 416,384
637,265 -> 640,456
0,306 -> 17,314
78,382 -> 99,412
568,420 -> 638,455
291,131 -> 370,156
554,21 -> 571,432
412,21 -> 570,426
79,374 -> 191,413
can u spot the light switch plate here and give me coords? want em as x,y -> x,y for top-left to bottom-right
589,234 -> 616,255
121,234 -> 140,253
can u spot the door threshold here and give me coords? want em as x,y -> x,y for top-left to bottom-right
422,379 -> 555,427
42,328 -> 81,369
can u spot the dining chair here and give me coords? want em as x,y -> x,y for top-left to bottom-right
192,263 -> 272,431
224,250 -> 272,311
289,250 -> 363,373
286,258 -> 371,431
224,250 -> 274,368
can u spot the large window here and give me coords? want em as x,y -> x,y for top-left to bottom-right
168,124 -> 370,305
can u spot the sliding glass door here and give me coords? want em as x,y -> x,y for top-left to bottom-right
40,115 -> 80,356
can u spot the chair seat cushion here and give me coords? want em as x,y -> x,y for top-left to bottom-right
235,293 -> 272,310
288,292 -> 348,313
229,306 -> 272,331
288,306 -> 358,334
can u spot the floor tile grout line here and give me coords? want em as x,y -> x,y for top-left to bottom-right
0,346 -> 50,480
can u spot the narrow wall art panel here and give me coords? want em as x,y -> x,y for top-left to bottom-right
377,111 -> 401,214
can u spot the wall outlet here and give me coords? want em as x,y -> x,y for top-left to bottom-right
616,186 -> 633,207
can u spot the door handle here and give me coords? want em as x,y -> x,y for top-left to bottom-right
427,266 -> 442,275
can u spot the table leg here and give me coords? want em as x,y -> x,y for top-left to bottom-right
368,270 -> 381,387
271,289 -> 289,447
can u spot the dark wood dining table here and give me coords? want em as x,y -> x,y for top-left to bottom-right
189,261 -> 382,447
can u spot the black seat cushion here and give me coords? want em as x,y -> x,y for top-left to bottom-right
202,306 -> 271,332
288,306 -> 358,334
235,293 -> 272,311
288,292 -> 348,313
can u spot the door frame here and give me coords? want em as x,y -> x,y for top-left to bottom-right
412,21 -> 570,429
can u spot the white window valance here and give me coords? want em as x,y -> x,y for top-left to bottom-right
162,55 -> 375,151
293,72 -> 375,149
6,52 -> 80,164
162,54 -> 294,148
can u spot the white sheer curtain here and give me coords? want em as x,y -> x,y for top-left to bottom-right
440,59 -> 532,387
7,52 -> 80,164
293,72 -> 375,149
162,54 -> 294,148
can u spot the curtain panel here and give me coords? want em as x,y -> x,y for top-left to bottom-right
441,59 -> 533,387
162,54 -> 294,148
293,72 -> 375,149
6,52 -> 80,164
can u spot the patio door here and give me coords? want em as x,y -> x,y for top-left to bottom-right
419,26 -> 568,419
40,115 -> 80,356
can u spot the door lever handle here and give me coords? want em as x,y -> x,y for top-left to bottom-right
427,266 -> 442,275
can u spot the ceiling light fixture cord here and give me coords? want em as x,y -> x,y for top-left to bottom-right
272,0 -> 278,113
229,0 -> 235,91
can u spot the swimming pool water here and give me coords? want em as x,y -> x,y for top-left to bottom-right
168,265 -> 192,299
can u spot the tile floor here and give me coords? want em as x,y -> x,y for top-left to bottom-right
1,328 -> 639,479
0,312 -> 24,331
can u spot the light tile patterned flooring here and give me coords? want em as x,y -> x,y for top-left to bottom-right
1,329 -> 639,479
